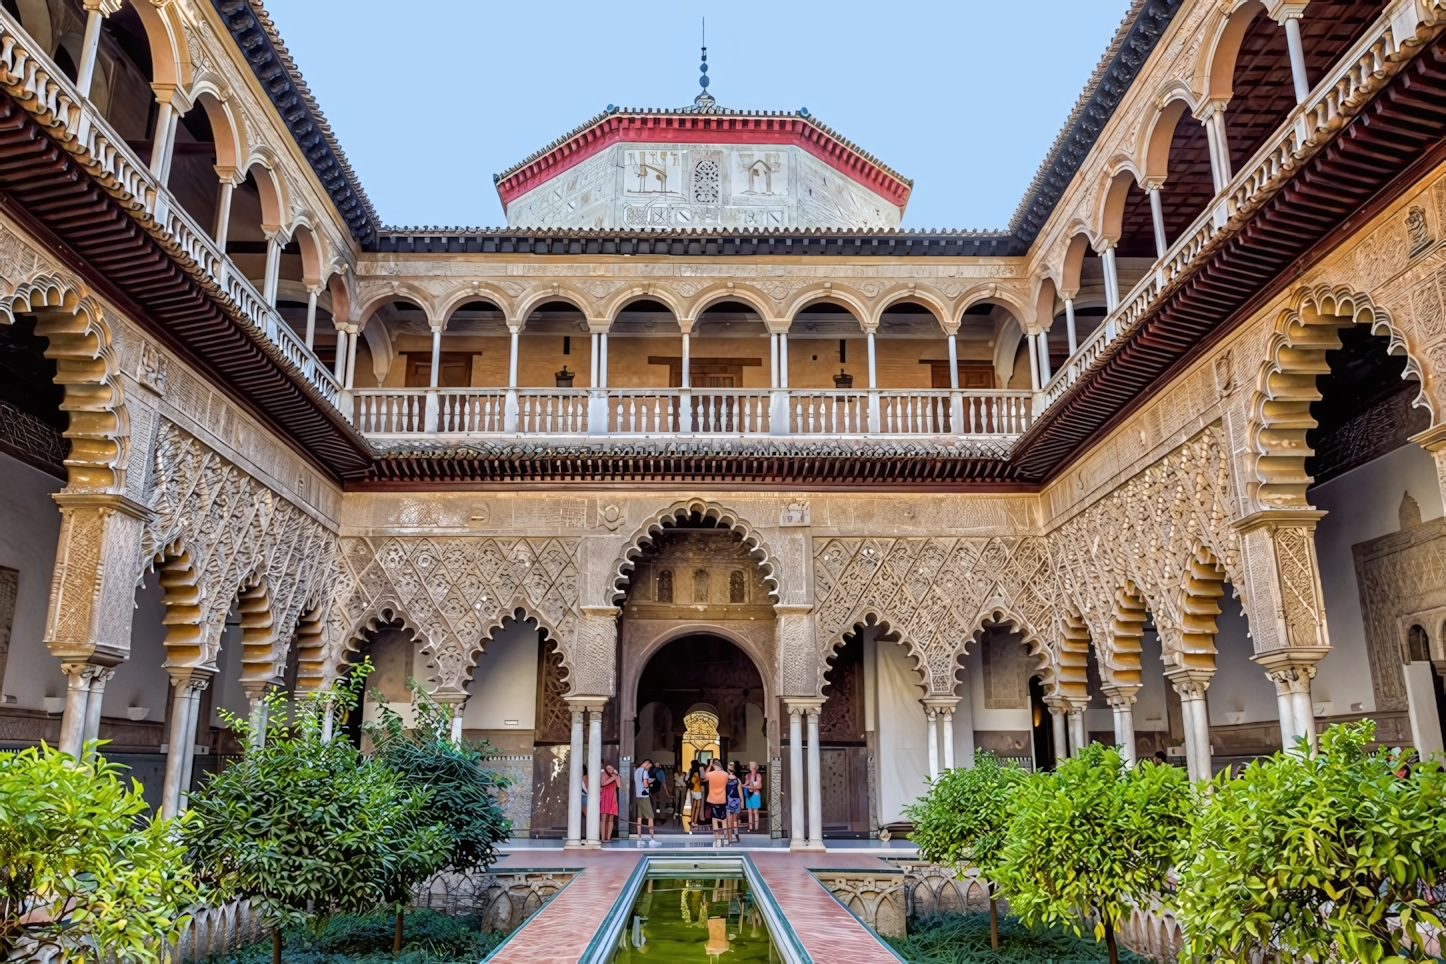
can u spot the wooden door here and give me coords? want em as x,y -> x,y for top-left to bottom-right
820,746 -> 870,834
924,360 -> 995,389
405,352 -> 472,387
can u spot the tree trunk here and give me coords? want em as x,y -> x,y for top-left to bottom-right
1103,916 -> 1118,964
393,904 -> 404,954
988,894 -> 999,950
271,926 -> 282,964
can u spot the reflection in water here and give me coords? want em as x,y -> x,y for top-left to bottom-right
611,875 -> 776,962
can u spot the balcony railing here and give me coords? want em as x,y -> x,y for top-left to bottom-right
0,12 -> 341,407
1040,7 -> 1406,410
353,387 -> 1034,439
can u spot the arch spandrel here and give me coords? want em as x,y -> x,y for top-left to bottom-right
605,499 -> 787,608
326,535 -> 582,698
811,535 -> 1061,698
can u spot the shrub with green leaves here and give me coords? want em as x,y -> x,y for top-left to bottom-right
994,744 -> 1193,964
365,680 -> 511,950
184,667 -> 450,963
1175,720 -> 1446,964
903,752 -> 1024,948
0,742 -> 196,963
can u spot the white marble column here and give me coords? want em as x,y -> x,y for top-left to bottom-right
344,325 -> 359,390
261,233 -> 282,307
946,333 -> 959,388
1278,10 -> 1311,103
1049,704 -> 1068,767
429,326 -> 443,387
565,705 -> 584,848
214,177 -> 235,251
149,98 -> 177,185
305,286 -> 321,350
1027,330 -> 1041,391
586,706 -> 604,847
1100,243 -> 1120,312
333,328 -> 348,382
1148,184 -> 1167,258
1063,296 -> 1078,355
1068,707 -> 1087,757
58,662 -> 105,759
805,707 -> 823,849
1104,687 -> 1139,766
925,705 -> 940,781
1168,671 -> 1214,781
1036,332 -> 1053,383
1258,652 -> 1322,753
76,4 -> 106,98
161,671 -> 210,819
788,705 -> 805,848
941,708 -> 956,770
1202,104 -> 1232,192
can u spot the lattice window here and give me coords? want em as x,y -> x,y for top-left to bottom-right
729,570 -> 745,604
657,569 -> 673,604
692,159 -> 720,204
693,569 -> 710,604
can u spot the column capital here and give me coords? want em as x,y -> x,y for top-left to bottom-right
1410,423 -> 1446,452
921,696 -> 961,713
1194,98 -> 1230,122
1165,667 -> 1214,701
1265,0 -> 1309,22
1232,508 -> 1327,534
51,491 -> 154,521
62,661 -> 117,684
1142,177 -> 1166,193
783,697 -> 824,716
1092,237 -> 1117,255
83,0 -> 123,13
1100,684 -> 1140,709
1254,647 -> 1328,692
563,695 -> 609,714
166,666 -> 212,696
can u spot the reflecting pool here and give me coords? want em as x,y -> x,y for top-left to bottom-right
609,875 -> 779,961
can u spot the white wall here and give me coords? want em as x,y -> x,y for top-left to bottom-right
959,641 -> 1031,734
0,451 -> 63,708
1206,586 -> 1281,725
207,613 -> 248,728
100,577 -> 171,723
462,621 -> 539,730
876,637 -> 929,825
1136,631 -> 1170,732
1310,443 -> 1444,715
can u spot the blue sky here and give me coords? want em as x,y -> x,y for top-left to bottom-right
264,1 -> 1129,230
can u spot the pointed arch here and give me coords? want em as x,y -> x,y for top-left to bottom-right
607,499 -> 782,606
1251,285 -> 1432,508
4,274 -> 127,493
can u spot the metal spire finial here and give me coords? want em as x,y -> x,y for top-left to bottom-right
693,18 -> 715,111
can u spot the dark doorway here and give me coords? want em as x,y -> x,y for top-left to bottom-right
1029,675 -> 1055,771
635,634 -> 767,830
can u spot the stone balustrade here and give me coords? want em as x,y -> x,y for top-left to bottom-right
351,387 -> 1034,439
0,12 -> 341,408
1042,9 -> 1407,410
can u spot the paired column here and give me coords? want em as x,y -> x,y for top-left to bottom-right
587,325 -> 611,435
58,661 -> 115,759
148,88 -> 182,187
784,698 -> 825,850
1067,706 -> 1087,757
768,325 -> 792,434
563,706 -> 611,843
161,668 -> 211,819
47,493 -> 150,758
1166,669 -> 1215,781
922,698 -> 960,776
1257,652 -> 1323,753
1233,509 -> 1332,753
1046,699 -> 1069,767
1102,685 -> 1139,766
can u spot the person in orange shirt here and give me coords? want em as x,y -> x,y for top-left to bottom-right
703,758 -> 731,847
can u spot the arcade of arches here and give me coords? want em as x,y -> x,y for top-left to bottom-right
7,0 -> 1446,854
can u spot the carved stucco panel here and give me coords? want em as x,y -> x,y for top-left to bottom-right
142,420 -> 339,670
326,535 -> 582,696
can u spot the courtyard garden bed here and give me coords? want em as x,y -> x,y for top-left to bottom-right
886,913 -> 1150,964
206,909 -> 505,964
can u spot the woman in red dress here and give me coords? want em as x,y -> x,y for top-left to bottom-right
599,763 -> 620,841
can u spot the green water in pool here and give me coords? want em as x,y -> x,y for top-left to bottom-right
609,875 -> 779,961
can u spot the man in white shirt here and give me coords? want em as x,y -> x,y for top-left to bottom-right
634,758 -> 660,845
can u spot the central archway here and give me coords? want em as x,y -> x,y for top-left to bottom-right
634,634 -> 768,833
